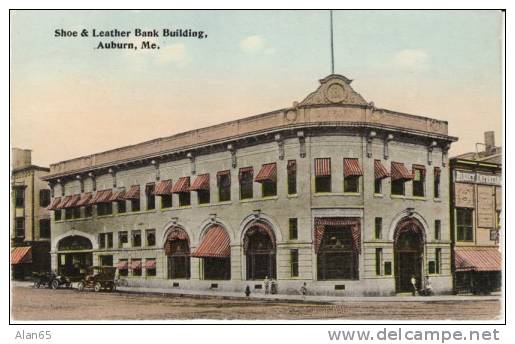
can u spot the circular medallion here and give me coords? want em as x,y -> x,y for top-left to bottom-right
285,110 -> 298,122
325,83 -> 346,103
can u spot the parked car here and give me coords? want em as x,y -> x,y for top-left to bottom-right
32,272 -> 71,289
77,266 -> 117,292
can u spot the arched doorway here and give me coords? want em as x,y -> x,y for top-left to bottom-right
164,227 -> 190,279
57,236 -> 93,279
191,225 -> 231,280
243,221 -> 276,280
394,218 -> 425,293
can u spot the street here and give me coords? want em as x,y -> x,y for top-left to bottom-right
11,286 -> 501,321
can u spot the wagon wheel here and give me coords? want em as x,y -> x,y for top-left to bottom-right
94,282 -> 102,292
34,281 -> 41,289
77,281 -> 85,292
51,279 -> 59,289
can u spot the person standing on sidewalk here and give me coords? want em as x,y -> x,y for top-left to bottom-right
300,282 -> 308,299
410,275 -> 417,296
245,285 -> 251,298
264,276 -> 270,295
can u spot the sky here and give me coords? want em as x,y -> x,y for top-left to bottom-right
10,10 -> 503,167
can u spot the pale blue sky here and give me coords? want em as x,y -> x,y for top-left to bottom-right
11,10 -> 503,166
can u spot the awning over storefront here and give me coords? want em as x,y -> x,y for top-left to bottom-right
76,192 -> 93,206
172,177 -> 190,193
374,160 -> 389,179
314,217 -> 361,254
11,246 -> 32,265
155,179 -> 173,195
108,189 -> 126,202
314,158 -> 331,176
47,197 -> 62,210
55,196 -> 71,210
123,185 -> 140,200
189,174 -> 210,191
131,260 -> 142,270
164,227 -> 190,256
254,163 -> 277,183
191,226 -> 231,258
117,260 -> 128,270
91,189 -> 113,204
391,162 -> 413,181
63,194 -> 81,208
455,247 -> 502,272
145,259 -> 156,269
343,158 -> 363,177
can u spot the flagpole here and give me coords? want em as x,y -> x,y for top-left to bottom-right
330,10 -> 335,74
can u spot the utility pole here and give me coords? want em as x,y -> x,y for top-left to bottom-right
330,10 -> 335,74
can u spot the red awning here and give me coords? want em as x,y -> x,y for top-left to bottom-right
391,162 -> 413,181
455,247 -> 501,272
412,164 -> 426,180
124,185 -> 140,200
131,260 -> 142,270
287,160 -> 297,174
145,259 -> 156,269
255,163 -> 277,183
191,226 -> 231,258
55,196 -> 71,210
190,174 -> 210,191
343,158 -> 363,177
76,192 -> 93,206
374,160 -> 389,179
91,189 -> 113,204
117,260 -> 128,270
315,158 -> 331,176
164,227 -> 190,256
11,246 -> 32,265
47,197 -> 62,210
238,167 -> 253,181
155,179 -> 173,195
172,177 -> 190,193
216,171 -> 231,186
108,189 -> 126,202
63,194 -> 81,208
314,217 -> 361,254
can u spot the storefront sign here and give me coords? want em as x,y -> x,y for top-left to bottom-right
454,183 -> 474,208
454,170 -> 501,185
477,185 -> 494,228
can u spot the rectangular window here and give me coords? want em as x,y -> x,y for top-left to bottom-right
315,158 -> 331,193
412,166 -> 426,197
428,261 -> 436,274
289,218 -> 298,240
39,219 -> 50,238
15,217 -> 25,237
72,207 -> 81,219
107,233 -> 113,248
146,229 -> 156,246
198,190 -> 210,204
262,180 -> 277,197
65,208 -> 73,220
391,179 -> 405,196
217,171 -> 231,202
434,167 -> 441,198
375,217 -> 382,239
290,249 -> 299,277
287,160 -> 297,195
117,200 -> 126,213
99,233 -> 106,249
97,202 -> 113,216
14,187 -> 25,208
118,231 -> 128,248
435,248 -> 441,274
384,261 -> 392,275
344,176 -> 359,193
161,194 -> 173,208
54,210 -> 62,221
178,192 -> 190,207
132,259 -> 142,276
374,178 -> 382,194
490,229 -> 498,241
375,248 -> 383,276
146,183 -> 155,210
456,208 -> 474,242
118,260 -> 128,277
131,199 -> 140,212
435,220 -> 441,241
85,205 -> 93,217
39,189 -> 51,207
239,167 -> 253,200
132,230 -> 142,247
146,259 -> 157,276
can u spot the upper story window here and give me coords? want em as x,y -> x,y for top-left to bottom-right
132,230 -> 142,247
287,160 -> 297,195
456,208 -> 474,242
191,174 -> 210,204
435,220 -> 441,240
39,219 -> 51,239
15,217 -> 25,237
217,171 -> 231,202
374,160 -> 389,194
155,180 -> 173,208
125,185 -> 140,212
391,162 -> 413,196
54,210 -> 62,221
343,158 -> 363,193
172,177 -> 191,207
314,158 -> 331,193
39,189 -> 51,208
146,229 -> 156,246
239,167 -> 253,200
97,202 -> 113,216
146,183 -> 155,210
289,218 -> 298,240
14,186 -> 25,208
375,217 -> 382,239
118,231 -> 129,248
255,163 -> 277,197
412,164 -> 426,197
434,167 -> 441,199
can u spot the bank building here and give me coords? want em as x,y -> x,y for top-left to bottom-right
43,74 -> 457,296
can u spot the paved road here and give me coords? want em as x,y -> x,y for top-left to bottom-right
11,286 -> 501,321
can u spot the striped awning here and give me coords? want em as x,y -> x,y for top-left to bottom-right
255,163 -> 277,183
47,197 -> 62,210
374,160 -> 389,179
164,227 -> 190,256
146,183 -> 155,195
242,221 -> 276,254
172,177 -> 190,193
287,160 -> 297,174
216,171 -> 231,186
412,164 -> 426,180
391,162 -> 413,181
238,167 -> 253,181
155,179 -> 173,195
55,196 -> 71,210
343,158 -> 363,177
190,174 -> 210,191
191,226 -> 231,258
108,189 -> 126,202
117,260 -> 128,270
76,192 -> 93,206
314,217 -> 361,254
145,259 -> 156,269
91,189 -> 113,204
63,194 -> 81,208
434,167 -> 441,178
11,246 -> 32,265
315,158 -> 331,176
124,185 -> 140,200
131,260 -> 142,270
455,247 -> 501,272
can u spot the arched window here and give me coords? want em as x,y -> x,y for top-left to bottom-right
191,225 -> 231,280
164,227 -> 190,279
243,222 -> 276,280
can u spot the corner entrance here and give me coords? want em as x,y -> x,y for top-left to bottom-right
393,218 -> 425,293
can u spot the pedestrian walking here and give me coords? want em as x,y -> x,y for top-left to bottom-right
410,274 -> 417,296
245,285 -> 251,298
264,276 -> 270,295
300,282 -> 308,299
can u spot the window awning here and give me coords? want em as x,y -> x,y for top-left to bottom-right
216,171 -> 231,186
287,160 -> 297,174
412,164 -> 426,180
63,194 -> 81,208
314,217 -> 361,254
434,167 -> 441,178
172,177 -> 190,193
76,193 -> 93,206
108,189 -> 126,202
343,158 -> 363,177
254,163 -> 277,183
123,185 -> 140,200
391,162 -> 413,181
374,160 -> 389,179
190,174 -> 210,191
117,260 -> 128,270
145,259 -> 156,269
191,226 -> 231,258
238,167 -> 253,181
11,246 -> 32,265
155,179 -> 173,195
55,196 -> 71,210
455,247 -> 501,272
131,260 -> 142,270
47,197 -> 62,210
315,158 -> 331,176
91,189 -> 113,204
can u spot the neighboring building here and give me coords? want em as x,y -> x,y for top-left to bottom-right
450,131 -> 502,294
42,74 -> 457,296
11,148 -> 51,280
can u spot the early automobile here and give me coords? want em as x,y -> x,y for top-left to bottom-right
33,271 -> 72,289
77,266 -> 117,292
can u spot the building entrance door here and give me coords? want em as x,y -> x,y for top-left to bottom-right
393,218 -> 425,294
395,250 -> 422,292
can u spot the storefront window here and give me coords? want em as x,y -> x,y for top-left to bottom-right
456,208 -> 474,242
